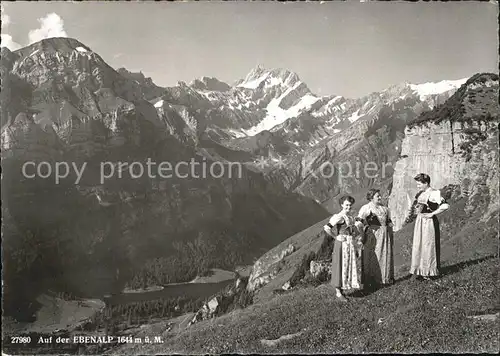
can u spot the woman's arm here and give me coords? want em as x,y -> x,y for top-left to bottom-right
431,190 -> 449,215
402,193 -> 414,224
356,205 -> 369,230
357,204 -> 369,220
354,219 -> 365,235
423,190 -> 449,218
403,191 -> 423,225
324,214 -> 343,236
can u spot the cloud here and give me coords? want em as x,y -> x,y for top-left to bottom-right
28,12 -> 68,44
113,53 -> 124,59
1,34 -> 22,50
0,5 -> 22,50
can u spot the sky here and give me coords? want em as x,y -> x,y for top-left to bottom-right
1,1 -> 497,98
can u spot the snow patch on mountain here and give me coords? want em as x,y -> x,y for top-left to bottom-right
347,109 -> 363,123
226,128 -> 248,138
409,78 -> 467,101
198,91 -> 212,99
238,74 -> 269,89
267,76 -> 284,87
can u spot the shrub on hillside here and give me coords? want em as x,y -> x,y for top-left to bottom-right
459,128 -> 488,161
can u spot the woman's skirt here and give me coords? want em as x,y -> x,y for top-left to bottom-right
331,236 -> 363,290
363,225 -> 394,285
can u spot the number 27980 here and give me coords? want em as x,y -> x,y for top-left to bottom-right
11,336 -> 32,343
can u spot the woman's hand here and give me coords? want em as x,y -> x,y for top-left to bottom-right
420,212 -> 434,219
336,235 -> 347,242
354,221 -> 364,234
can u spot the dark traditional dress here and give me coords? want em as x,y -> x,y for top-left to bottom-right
325,214 -> 363,290
358,203 -> 394,285
407,188 -> 447,276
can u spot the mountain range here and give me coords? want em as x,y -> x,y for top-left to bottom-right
147,63 -> 466,154
144,60 -> 468,211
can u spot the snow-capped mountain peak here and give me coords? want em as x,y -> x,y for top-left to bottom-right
237,65 -> 302,90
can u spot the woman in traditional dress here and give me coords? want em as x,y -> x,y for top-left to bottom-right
358,189 -> 394,289
324,195 -> 364,301
405,173 -> 449,280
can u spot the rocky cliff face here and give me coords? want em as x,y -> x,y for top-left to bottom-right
389,73 -> 499,230
389,120 -> 498,230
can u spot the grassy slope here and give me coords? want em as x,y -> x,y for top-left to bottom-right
114,257 -> 498,354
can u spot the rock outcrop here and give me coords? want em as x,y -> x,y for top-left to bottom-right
247,243 -> 295,292
188,277 -> 251,326
116,68 -> 165,100
309,260 -> 331,280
